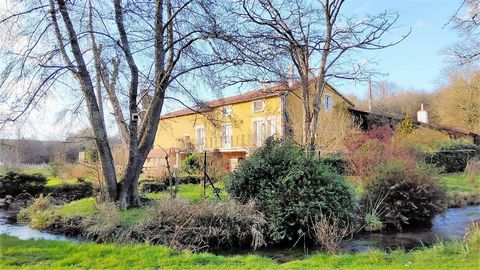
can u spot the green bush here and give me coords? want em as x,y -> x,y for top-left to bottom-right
47,162 -> 60,177
424,140 -> 480,173
45,182 -> 95,203
362,161 -> 447,231
227,140 -> 356,244
397,118 -> 417,134
140,176 -> 202,194
364,213 -> 383,232
180,153 -> 202,175
139,180 -> 167,193
0,171 -> 47,197
320,156 -> 348,175
179,152 -> 228,182
163,175 -> 202,185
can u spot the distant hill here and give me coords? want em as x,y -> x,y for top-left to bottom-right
0,138 -> 92,165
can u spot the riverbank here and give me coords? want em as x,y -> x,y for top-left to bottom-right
1,231 -> 479,270
2,170 -> 480,269
2,205 -> 479,262
6,171 -> 479,256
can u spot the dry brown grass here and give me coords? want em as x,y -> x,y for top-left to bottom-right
465,158 -> 480,188
312,214 -> 355,254
133,198 -> 266,251
17,195 -> 58,230
78,200 -> 141,243
59,163 -> 95,182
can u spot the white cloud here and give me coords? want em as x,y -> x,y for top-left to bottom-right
414,20 -> 427,28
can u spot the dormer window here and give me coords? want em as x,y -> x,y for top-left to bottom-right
222,105 -> 232,117
253,100 -> 265,112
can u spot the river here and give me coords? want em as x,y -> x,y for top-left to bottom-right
0,210 -> 77,242
1,205 -> 479,262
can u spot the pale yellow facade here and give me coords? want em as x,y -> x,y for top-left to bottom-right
148,82 -> 352,172
156,96 -> 281,153
285,84 -> 353,145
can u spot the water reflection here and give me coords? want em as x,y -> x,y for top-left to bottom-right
0,211 -> 77,242
1,205 -> 479,262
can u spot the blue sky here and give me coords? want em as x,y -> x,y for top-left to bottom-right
0,0 -> 467,140
338,0 -> 464,97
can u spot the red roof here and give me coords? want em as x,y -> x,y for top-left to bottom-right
146,149 -> 167,158
161,80 -> 353,119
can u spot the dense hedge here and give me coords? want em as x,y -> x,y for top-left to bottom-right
163,175 -> 202,185
227,140 -> 356,244
320,156 -> 348,175
45,182 -> 94,203
0,172 -> 47,197
139,180 -> 168,193
424,140 -> 480,173
140,175 -> 203,194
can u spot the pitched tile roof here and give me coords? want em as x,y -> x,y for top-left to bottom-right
161,80 -> 353,119
349,107 -> 479,137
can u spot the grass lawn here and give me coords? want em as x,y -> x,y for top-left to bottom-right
171,182 -> 229,202
441,173 -> 480,194
57,198 -> 97,218
21,167 -> 51,176
56,198 -> 146,226
145,182 -> 229,202
0,167 -> 50,177
55,182 -> 228,226
45,177 -> 79,187
0,235 -> 479,270
0,167 -> 88,187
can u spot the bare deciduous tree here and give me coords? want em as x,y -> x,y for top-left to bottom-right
229,0 -> 409,154
316,108 -> 360,155
1,0 -> 241,208
448,0 -> 480,64
434,67 -> 480,133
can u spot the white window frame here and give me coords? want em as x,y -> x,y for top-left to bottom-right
221,123 -> 232,148
324,94 -> 333,112
266,116 -> 277,138
253,119 -> 266,147
195,126 -> 206,152
252,99 -> 265,112
222,105 -> 232,117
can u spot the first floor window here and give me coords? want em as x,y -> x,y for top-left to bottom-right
253,120 -> 266,146
222,124 -> 232,148
196,127 -> 205,151
267,118 -> 276,138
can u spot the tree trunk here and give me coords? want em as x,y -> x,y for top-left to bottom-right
117,158 -> 143,209
55,0 -> 118,198
301,78 -> 312,148
309,78 -> 326,155
307,5 -> 333,156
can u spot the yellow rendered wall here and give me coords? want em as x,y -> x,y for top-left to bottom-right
285,84 -> 351,144
154,96 -> 282,152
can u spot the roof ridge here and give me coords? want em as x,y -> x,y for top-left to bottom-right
161,79 -> 352,119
